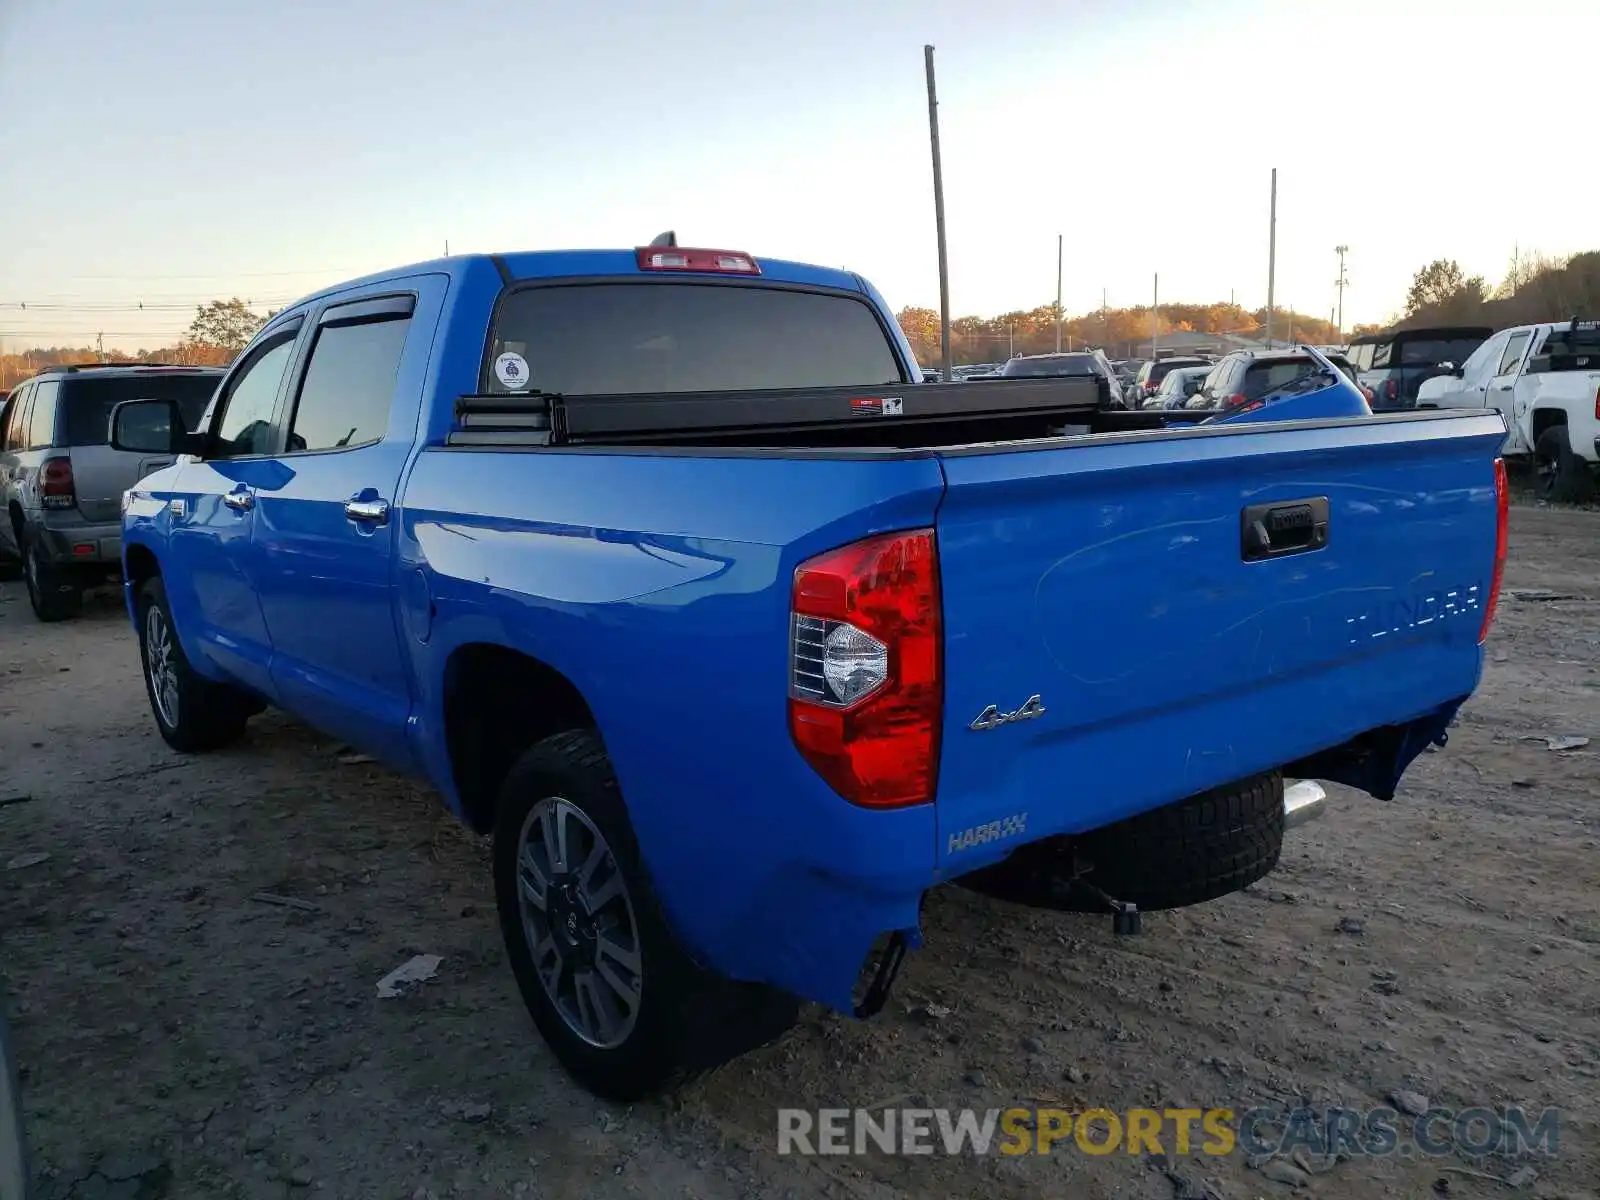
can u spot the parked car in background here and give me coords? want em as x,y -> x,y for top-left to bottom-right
114,240 -> 1503,1100
996,351 -> 1125,406
1346,326 -> 1491,411
1199,346 -> 1373,425
954,363 -> 1001,380
1144,365 -> 1210,410
1417,318 -> 1600,502
1187,348 -> 1362,415
0,363 -> 224,621
1131,356 -> 1211,405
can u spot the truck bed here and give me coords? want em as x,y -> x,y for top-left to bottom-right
405,406 -> 1507,1008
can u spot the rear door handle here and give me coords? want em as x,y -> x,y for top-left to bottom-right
344,496 -> 389,525
1241,497 -> 1329,561
222,488 -> 255,512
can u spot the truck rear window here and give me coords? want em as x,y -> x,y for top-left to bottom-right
58,374 -> 220,446
486,283 -> 905,395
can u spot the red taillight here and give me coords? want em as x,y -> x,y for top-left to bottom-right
40,457 -> 75,509
1592,383 -> 1600,421
635,247 -> 760,275
1479,458 -> 1509,644
788,530 -> 942,808
1385,379 -> 1398,401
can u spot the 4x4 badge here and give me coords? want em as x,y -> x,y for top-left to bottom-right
969,694 -> 1046,731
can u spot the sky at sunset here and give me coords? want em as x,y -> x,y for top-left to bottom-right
3,0 -> 1597,349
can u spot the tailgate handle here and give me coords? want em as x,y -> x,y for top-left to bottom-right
1241,497 -> 1328,561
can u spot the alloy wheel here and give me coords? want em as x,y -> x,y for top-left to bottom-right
515,797 -> 643,1049
145,605 -> 180,728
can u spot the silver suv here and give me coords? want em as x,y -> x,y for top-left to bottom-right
0,364 -> 223,621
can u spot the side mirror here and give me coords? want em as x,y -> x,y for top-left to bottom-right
109,398 -> 204,456
1438,362 -> 1462,378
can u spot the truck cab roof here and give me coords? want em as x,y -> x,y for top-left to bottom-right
292,248 -> 870,312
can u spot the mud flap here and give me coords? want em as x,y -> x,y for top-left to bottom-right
1285,699 -> 1463,802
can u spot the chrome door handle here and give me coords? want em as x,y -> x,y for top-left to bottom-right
222,490 -> 255,511
344,497 -> 389,525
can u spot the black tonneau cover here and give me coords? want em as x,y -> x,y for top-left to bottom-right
450,376 -> 1115,447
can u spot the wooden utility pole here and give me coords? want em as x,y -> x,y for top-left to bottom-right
1265,168 -> 1278,347
924,45 -> 952,381
1055,234 -> 1063,353
1151,273 -> 1159,359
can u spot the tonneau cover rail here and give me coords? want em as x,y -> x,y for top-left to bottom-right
450,376 -> 1109,447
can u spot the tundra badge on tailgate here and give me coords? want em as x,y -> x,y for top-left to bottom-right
969,694 -> 1045,731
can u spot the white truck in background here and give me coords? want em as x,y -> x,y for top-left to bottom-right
1418,318 -> 1600,502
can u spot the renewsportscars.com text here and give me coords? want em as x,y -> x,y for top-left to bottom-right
777,1105 -> 1560,1159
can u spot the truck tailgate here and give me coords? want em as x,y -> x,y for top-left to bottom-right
931,411 -> 1507,868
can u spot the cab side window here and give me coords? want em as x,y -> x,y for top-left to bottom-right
1495,331 -> 1531,378
284,300 -> 413,454
1,384 -> 32,451
210,333 -> 299,458
26,382 -> 60,449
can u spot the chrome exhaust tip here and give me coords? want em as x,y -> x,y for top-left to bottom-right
1284,779 -> 1327,829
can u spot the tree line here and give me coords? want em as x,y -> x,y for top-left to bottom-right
895,302 -> 1342,366
1372,249 -> 1600,336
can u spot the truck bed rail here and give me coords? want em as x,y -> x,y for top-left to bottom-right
450,376 -> 1113,447
1527,318 -> 1600,374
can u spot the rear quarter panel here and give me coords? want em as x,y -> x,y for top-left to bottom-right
1526,371 -> 1600,464
398,447 -> 947,1008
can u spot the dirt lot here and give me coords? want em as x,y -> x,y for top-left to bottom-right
2,504 -> 1597,1200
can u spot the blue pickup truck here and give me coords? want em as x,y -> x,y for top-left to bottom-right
114,238 -> 1510,1100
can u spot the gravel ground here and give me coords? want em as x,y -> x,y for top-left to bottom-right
1,503 -> 1596,1200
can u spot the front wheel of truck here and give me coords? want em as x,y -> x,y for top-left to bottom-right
136,577 -> 255,753
493,730 -> 798,1101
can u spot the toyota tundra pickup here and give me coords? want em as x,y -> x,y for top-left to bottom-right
114,238 -> 1509,1100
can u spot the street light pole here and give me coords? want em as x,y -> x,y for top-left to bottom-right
924,45 -> 953,383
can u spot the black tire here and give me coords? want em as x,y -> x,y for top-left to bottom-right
21,532 -> 82,622
1533,424 -> 1595,504
492,730 -> 797,1101
135,576 -> 253,752
959,771 -> 1285,913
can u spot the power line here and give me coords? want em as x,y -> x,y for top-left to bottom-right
0,330 -> 192,339
0,300 -> 296,313
41,265 -> 371,281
